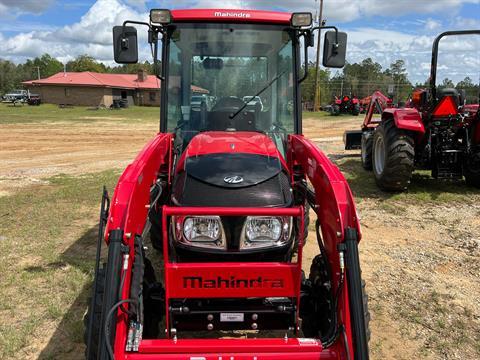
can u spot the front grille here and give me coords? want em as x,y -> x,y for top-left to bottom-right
173,171 -> 293,207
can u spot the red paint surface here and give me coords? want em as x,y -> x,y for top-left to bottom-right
165,262 -> 301,298
176,131 -> 287,170
383,108 -> 425,133
171,9 -> 292,24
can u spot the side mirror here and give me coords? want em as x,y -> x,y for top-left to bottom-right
113,26 -> 138,64
322,31 -> 347,68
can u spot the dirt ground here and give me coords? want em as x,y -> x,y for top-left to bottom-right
0,110 -> 479,359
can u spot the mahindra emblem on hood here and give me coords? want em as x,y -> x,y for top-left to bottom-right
224,175 -> 244,184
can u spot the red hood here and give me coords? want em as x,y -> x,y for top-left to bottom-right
176,131 -> 286,171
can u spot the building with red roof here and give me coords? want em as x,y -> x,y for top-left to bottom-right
23,70 -> 208,107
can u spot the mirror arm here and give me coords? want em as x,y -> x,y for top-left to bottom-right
121,20 -> 165,81
312,25 -> 339,54
299,31 -> 310,83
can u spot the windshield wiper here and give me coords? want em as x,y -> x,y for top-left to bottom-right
229,70 -> 288,120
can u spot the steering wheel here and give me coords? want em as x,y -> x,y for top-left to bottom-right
211,96 -> 245,112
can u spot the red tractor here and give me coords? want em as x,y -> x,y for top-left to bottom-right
331,94 -> 360,116
345,30 -> 480,191
84,9 -> 371,360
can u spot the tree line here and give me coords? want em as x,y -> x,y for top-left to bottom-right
301,58 -> 479,105
1,53 -> 478,104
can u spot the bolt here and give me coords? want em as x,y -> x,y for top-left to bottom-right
207,314 -> 214,321
251,323 -> 258,330
336,231 -> 342,237
251,314 -> 258,321
207,323 -> 214,330
125,232 -> 132,239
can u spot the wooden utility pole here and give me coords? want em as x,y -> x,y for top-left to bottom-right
313,0 -> 324,111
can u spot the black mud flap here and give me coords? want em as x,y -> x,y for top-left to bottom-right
344,130 -> 362,150
345,228 -> 369,360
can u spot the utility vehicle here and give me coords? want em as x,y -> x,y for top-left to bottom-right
345,30 -> 480,191
84,9 -> 370,360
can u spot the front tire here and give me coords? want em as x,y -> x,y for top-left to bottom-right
361,132 -> 373,171
464,148 -> 480,188
372,118 -> 414,191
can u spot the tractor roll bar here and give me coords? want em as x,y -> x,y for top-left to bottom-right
430,29 -> 480,99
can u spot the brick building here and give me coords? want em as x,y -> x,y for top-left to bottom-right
23,70 -> 208,107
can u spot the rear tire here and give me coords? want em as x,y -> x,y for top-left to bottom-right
372,118 -> 414,191
352,104 -> 360,116
464,148 -> 480,188
361,132 -> 373,171
84,266 -> 105,360
332,105 -> 340,116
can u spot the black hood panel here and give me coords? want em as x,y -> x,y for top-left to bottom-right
185,153 -> 282,188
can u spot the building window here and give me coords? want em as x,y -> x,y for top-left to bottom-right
149,92 -> 156,101
64,88 -> 70,97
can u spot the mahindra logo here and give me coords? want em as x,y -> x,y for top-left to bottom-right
183,276 -> 284,289
224,175 -> 243,184
214,11 -> 251,18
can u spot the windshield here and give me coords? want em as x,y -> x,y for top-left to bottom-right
165,23 -> 296,149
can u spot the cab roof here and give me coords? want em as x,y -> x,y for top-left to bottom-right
170,9 -> 292,25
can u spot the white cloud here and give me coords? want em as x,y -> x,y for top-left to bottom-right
424,18 -> 442,31
0,0 -> 55,17
2,0 -> 150,64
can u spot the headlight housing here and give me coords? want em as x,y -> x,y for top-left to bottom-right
240,216 -> 292,250
173,216 -> 226,250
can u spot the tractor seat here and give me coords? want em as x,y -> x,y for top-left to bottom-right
206,110 -> 256,131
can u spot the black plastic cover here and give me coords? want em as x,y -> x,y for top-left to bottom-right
185,153 -> 282,188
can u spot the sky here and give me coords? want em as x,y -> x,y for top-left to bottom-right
0,0 -> 479,84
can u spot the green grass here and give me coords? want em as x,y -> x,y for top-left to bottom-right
302,111 -> 332,119
0,103 -> 160,125
0,170 -> 120,359
339,157 -> 480,206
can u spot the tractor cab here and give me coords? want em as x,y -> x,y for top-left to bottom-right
113,9 -> 347,156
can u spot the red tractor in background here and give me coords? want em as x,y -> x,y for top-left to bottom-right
331,94 -> 361,116
84,8 -> 371,360
345,30 -> 480,191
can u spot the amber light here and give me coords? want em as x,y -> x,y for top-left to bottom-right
412,89 -> 426,106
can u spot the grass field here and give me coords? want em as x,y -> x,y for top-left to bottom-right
0,103 -> 479,359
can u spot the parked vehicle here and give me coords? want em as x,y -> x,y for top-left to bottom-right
242,95 -> 264,111
2,89 -> 41,105
344,30 -> 480,191
84,9 -> 370,360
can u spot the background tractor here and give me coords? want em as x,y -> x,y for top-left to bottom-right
330,93 -> 360,116
83,8 -> 371,360
345,30 -> 480,191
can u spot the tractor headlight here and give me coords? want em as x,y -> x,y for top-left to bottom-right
173,216 -> 226,250
150,9 -> 171,25
240,216 -> 292,250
